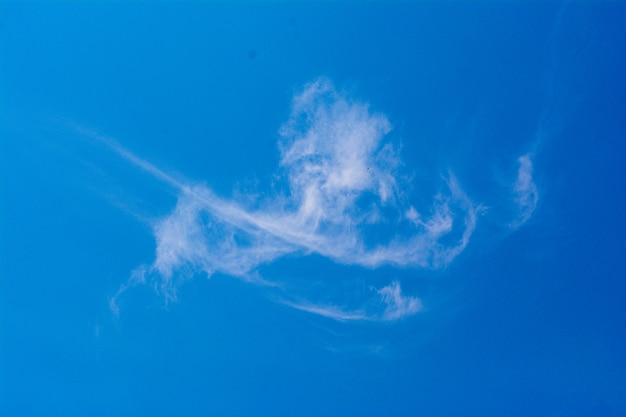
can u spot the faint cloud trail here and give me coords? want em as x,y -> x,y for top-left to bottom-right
282,280 -> 422,322
511,153 -> 539,229
66,122 -> 188,193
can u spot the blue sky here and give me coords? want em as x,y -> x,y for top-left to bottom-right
1,2 -> 625,416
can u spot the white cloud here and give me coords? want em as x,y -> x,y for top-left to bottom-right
511,154 -> 539,228
378,281 -> 423,321
109,265 -> 147,317
282,281 -> 421,322
71,78 -> 480,321
281,301 -> 369,322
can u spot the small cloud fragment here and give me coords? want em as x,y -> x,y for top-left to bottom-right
378,281 -> 423,321
511,154 -> 539,229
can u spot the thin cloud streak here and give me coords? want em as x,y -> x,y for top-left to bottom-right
511,154 -> 539,228
283,280 -> 422,322
282,301 -> 369,322
67,122 -> 188,192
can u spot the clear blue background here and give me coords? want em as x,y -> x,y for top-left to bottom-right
2,2 -> 625,416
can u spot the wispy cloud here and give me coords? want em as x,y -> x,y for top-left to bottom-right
72,78 -> 480,321
378,281 -> 423,321
283,281 -> 421,322
511,154 -> 539,229
109,265 -> 147,317
281,301 -> 369,322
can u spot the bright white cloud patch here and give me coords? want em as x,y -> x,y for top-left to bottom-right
97,78 -> 481,321
511,154 -> 539,228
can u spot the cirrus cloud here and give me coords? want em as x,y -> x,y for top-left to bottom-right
78,78 -> 482,321
510,153 -> 539,229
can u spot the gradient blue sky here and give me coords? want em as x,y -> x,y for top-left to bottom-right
1,2 -> 625,416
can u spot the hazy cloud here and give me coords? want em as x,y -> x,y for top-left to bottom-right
511,154 -> 539,228
378,281 -> 423,321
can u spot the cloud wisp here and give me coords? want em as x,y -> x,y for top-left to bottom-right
378,281 -> 423,321
282,280 -> 422,322
76,78 -> 480,321
510,154 -> 539,229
